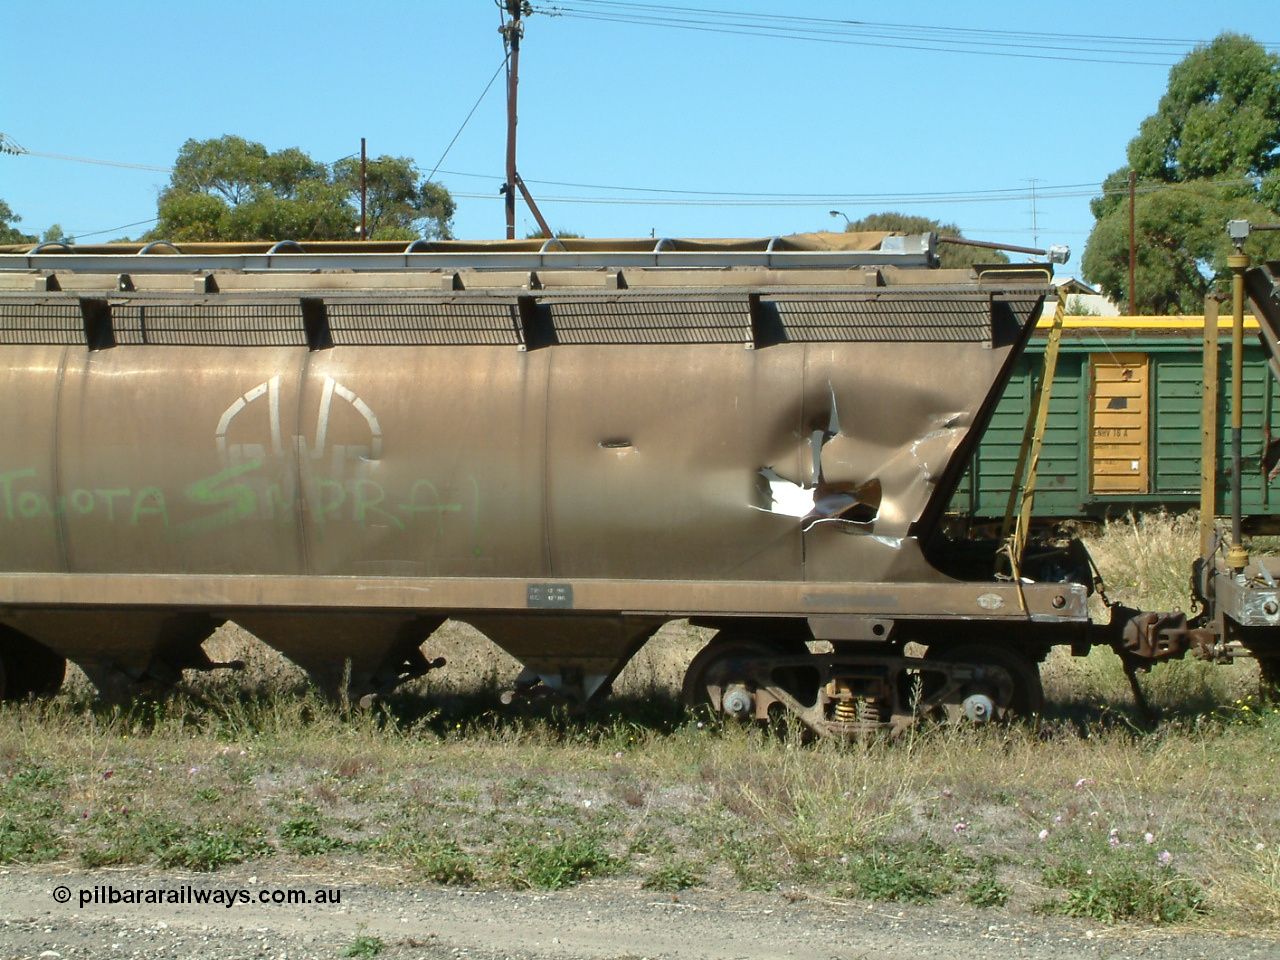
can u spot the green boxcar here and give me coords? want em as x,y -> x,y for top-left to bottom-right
952,323 -> 1278,523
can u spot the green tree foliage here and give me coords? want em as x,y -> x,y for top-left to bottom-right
0,202 -> 69,246
166,136 -> 326,205
152,136 -> 454,243
333,155 -> 455,241
842,212 -> 1008,268
0,200 -> 37,245
1084,184 -> 1279,314
1082,34 -> 1280,313
525,228 -> 584,240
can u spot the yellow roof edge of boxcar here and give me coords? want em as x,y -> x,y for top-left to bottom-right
1043,315 -> 1260,331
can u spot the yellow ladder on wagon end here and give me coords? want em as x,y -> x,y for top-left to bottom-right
998,293 -> 1066,598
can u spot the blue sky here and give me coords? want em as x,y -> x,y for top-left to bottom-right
2,1 -> 1276,276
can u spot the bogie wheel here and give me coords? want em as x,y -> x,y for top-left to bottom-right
682,634 -> 808,719
0,628 -> 67,701
924,642 -> 1044,722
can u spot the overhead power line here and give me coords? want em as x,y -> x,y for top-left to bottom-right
435,167 -> 1112,201
536,1 -> 1273,66
426,56 -> 509,183
0,134 -> 170,172
7,134 -> 1267,208
7,133 -> 1268,208
8,131 -> 1269,239
442,173 -> 1269,207
71,217 -> 160,240
445,177 -> 1262,208
549,0 -> 1213,47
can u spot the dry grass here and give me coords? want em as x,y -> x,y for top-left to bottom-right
3,512 -> 1279,928
1081,510 -> 1202,613
2,689 -> 1278,925
1056,512 -> 1260,712
198,617 -> 710,703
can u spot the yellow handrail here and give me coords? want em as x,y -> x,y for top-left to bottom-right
1000,295 -> 1066,598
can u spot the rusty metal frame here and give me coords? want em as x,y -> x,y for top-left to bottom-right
0,574 -> 1089,622
1200,297 -> 1221,559
2,249 -> 939,274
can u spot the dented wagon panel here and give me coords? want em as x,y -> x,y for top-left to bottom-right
799,342 -> 980,582
0,294 -> 1047,585
545,341 -> 805,581
0,235 -> 1065,699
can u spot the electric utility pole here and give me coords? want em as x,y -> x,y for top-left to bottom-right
501,0 -> 523,240
360,137 -> 367,241
1128,171 -> 1137,314
499,1 -> 553,240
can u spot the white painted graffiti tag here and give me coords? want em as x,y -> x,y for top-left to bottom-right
215,376 -> 382,467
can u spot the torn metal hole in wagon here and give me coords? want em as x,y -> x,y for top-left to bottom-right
755,388 -> 882,531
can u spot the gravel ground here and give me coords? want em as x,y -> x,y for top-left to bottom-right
1,864 -> 1278,960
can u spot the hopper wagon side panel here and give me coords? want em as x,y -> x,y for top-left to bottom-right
0,244 -> 1059,700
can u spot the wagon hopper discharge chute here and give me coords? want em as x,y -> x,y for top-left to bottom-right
0,231 -> 1216,734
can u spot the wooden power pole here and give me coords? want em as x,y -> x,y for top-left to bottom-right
502,0 -> 523,240
360,137 -> 367,241
499,1 -> 553,241
1128,170 -> 1136,314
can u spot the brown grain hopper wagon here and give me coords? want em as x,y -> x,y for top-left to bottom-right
0,230 -> 1271,734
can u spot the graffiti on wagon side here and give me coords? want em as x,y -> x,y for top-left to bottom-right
0,376 -> 482,549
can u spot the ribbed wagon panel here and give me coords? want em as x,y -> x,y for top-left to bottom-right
326,299 -> 523,346
772,295 -> 992,342
544,296 -> 751,344
0,300 -> 85,345
113,302 -> 307,346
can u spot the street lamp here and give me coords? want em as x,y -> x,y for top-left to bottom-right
829,210 -> 851,227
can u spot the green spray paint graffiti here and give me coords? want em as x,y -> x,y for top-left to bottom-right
1,470 -> 172,527
172,461 -> 263,538
0,464 -> 483,552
